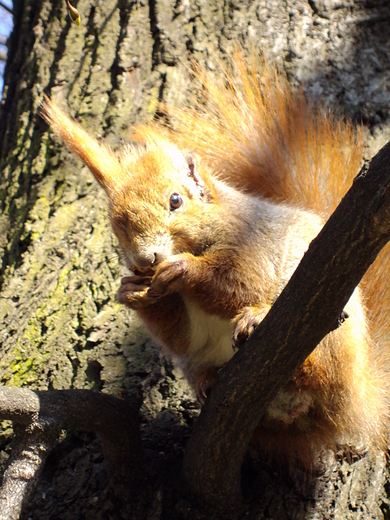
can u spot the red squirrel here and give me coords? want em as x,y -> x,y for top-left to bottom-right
40,51 -> 390,467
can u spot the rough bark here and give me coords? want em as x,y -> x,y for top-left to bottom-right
1,0 -> 390,519
0,386 -> 143,519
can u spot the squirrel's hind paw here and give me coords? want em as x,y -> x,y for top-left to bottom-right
194,366 -> 220,404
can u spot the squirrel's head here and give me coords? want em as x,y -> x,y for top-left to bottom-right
109,144 -> 213,271
40,98 -> 216,271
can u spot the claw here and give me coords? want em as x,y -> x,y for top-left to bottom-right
194,367 -> 219,404
232,305 -> 271,349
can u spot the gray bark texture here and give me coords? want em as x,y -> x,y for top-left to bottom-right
1,0 -> 390,519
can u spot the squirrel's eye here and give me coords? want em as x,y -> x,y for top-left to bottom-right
169,193 -> 183,211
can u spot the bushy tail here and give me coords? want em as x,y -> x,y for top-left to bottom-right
164,51 -> 364,217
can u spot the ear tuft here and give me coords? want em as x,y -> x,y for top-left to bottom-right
40,96 -> 124,197
185,153 -> 204,195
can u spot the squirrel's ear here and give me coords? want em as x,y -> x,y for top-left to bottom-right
185,153 -> 204,194
40,96 -> 123,197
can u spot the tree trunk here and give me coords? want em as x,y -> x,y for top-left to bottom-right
1,0 -> 390,518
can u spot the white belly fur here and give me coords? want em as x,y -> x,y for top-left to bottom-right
179,297 -> 315,424
181,296 -> 234,370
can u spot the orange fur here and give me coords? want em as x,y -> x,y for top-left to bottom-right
40,96 -> 125,195
40,50 -> 390,469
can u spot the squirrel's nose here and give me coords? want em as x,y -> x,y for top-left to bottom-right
133,250 -> 168,269
133,251 -> 156,269
153,251 -> 168,266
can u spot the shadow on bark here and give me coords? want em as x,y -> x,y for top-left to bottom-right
0,386 -> 143,519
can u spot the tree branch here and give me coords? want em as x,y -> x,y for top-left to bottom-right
183,141 -> 390,510
0,387 -> 143,519
0,2 -> 12,15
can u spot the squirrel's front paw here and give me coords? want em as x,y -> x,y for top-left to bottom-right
117,275 -> 156,309
148,254 -> 191,297
232,305 -> 271,349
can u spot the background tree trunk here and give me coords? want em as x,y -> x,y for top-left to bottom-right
1,0 -> 390,518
